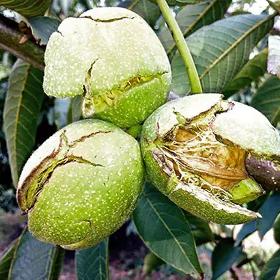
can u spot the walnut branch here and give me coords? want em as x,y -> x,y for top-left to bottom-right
0,14 -> 45,70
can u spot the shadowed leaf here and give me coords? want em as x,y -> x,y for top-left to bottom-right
0,242 -> 16,279
3,60 -> 44,187
8,229 -> 64,280
133,183 -> 202,277
120,0 -> 161,26
257,192 -> 280,239
251,76 -> 280,127
184,212 -> 214,245
260,249 -> 280,280
27,16 -> 60,46
224,48 -> 268,97
235,220 -> 257,246
76,239 -> 109,280
212,238 -> 244,280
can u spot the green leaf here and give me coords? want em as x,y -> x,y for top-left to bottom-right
0,242 -> 16,279
257,192 -> 280,239
160,0 -> 205,6
133,183 -> 202,277
76,239 -> 109,280
268,35 -> 280,78
120,0 -> 161,27
171,14 -> 274,95
0,0 -> 52,17
143,252 -> 164,275
3,60 -> 44,187
260,249 -> 280,280
9,229 -> 64,280
235,220 -> 257,246
158,0 -> 232,54
27,16 -> 60,46
251,76 -> 280,127
183,212 -> 214,245
273,214 -> 280,245
223,48 -> 268,97
211,238 -> 244,280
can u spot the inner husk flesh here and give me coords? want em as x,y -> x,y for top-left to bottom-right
155,118 -> 248,202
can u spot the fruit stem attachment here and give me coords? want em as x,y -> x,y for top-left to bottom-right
156,0 -> 202,93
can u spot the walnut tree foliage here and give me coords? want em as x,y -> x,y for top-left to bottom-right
0,0 -> 280,279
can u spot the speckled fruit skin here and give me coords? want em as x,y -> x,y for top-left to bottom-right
141,94 -> 280,224
43,7 -> 171,128
17,119 -> 144,249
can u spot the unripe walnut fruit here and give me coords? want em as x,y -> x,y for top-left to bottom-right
43,7 -> 171,128
141,94 -> 280,224
17,120 -> 144,249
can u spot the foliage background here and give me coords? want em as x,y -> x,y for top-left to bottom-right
0,0 -> 280,279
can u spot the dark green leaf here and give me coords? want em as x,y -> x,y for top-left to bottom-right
9,229 -> 64,280
235,220 -> 257,246
158,0 -> 232,54
76,239 -> 109,280
257,192 -> 280,239
260,249 -> 280,280
0,0 -> 52,17
27,16 -> 60,46
3,60 -> 44,187
251,76 -> 280,127
183,212 -> 214,245
224,48 -> 268,97
133,183 -> 202,277
120,0 -> 161,27
273,214 -> 280,244
0,242 -> 16,279
143,252 -> 164,275
212,238 -> 243,280
171,14 -> 274,95
161,0 -> 205,6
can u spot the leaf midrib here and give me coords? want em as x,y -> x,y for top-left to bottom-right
169,0 -> 220,54
144,194 -> 197,274
7,63 -> 30,186
199,14 -> 274,80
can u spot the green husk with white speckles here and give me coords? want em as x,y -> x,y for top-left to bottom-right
17,119 -> 144,249
141,94 -> 280,224
43,7 -> 171,128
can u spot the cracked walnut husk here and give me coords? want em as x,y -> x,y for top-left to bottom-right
17,119 -> 144,249
141,94 -> 280,224
43,7 -> 171,128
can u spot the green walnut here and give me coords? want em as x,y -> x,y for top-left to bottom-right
43,7 -> 171,128
141,94 -> 280,224
17,119 -> 144,249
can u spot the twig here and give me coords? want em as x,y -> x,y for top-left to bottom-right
0,14 -> 44,70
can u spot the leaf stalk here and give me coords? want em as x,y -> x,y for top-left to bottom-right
156,0 -> 202,93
